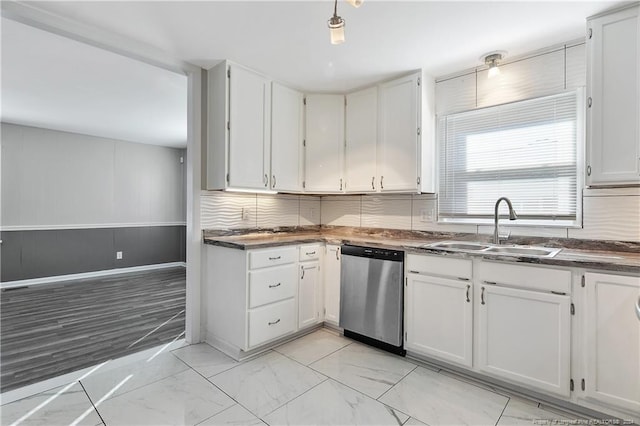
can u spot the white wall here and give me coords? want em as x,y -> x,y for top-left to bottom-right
1,123 -> 185,229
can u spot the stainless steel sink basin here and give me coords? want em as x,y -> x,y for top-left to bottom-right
483,246 -> 561,258
425,241 -> 490,251
423,241 -> 561,258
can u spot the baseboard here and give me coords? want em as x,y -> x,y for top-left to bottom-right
1,262 -> 187,289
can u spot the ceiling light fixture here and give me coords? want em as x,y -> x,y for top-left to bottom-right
328,0 -> 345,45
484,52 -> 504,78
345,0 -> 363,7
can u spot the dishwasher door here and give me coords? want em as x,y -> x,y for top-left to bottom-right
339,248 -> 403,348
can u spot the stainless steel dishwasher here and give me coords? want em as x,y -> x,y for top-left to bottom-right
339,245 -> 405,355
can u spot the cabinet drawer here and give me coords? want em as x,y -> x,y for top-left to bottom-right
299,244 -> 322,261
478,261 -> 571,294
248,264 -> 297,308
248,299 -> 296,348
407,254 -> 472,280
249,246 -> 297,269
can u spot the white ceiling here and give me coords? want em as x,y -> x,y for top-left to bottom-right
1,1 -> 626,146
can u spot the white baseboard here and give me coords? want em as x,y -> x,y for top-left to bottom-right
1,262 -> 187,289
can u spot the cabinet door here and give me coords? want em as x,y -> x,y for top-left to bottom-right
299,262 -> 320,329
228,65 -> 270,189
587,6 -> 640,185
346,87 -> 378,192
477,285 -> 571,397
271,82 -> 303,191
405,273 -> 472,367
378,73 -> 420,192
584,272 -> 640,413
324,245 -> 341,325
304,94 -> 345,192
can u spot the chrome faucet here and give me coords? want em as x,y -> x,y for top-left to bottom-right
493,197 -> 518,244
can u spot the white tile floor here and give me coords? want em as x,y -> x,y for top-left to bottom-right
1,328 -> 580,426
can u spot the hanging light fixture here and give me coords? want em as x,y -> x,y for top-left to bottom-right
328,0 -> 345,45
484,53 -> 504,78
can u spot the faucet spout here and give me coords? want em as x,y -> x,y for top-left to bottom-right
494,197 -> 518,244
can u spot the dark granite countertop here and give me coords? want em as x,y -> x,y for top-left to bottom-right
203,226 -> 640,274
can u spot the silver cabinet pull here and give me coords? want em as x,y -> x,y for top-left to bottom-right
272,175 -> 276,188
301,266 -> 305,279
339,178 -> 343,191
336,247 -> 340,260
268,319 -> 281,326
264,174 -> 268,187
466,285 -> 471,303
371,176 -> 375,190
481,287 -> 486,305
305,251 -> 316,256
268,283 -> 281,288
380,176 -> 384,190
268,256 -> 281,261
636,296 -> 640,321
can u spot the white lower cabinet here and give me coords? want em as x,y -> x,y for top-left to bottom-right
323,245 -> 341,326
477,283 -> 571,397
582,272 -> 640,414
405,254 -> 473,367
248,299 -> 296,348
298,245 -> 323,329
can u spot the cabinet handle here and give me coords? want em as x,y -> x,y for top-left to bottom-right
268,256 -> 281,261
301,266 -> 305,279
340,178 -> 343,191
268,319 -> 281,326
481,287 -> 486,305
268,283 -> 281,288
372,176 -> 375,190
635,296 -> 640,321
264,174 -> 268,187
587,165 -> 592,176
272,175 -> 276,188
305,251 -> 316,256
466,285 -> 471,303
380,176 -> 384,190
587,97 -> 592,108
336,247 -> 340,260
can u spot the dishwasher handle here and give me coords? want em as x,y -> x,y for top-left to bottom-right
636,296 -> 640,321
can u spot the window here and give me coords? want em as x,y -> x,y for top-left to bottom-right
438,90 -> 582,225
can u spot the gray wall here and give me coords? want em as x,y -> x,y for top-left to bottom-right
1,123 -> 186,281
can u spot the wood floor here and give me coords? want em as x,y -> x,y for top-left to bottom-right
0,267 -> 185,393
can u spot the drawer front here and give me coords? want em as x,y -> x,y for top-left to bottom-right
478,261 -> 571,294
407,254 -> 472,280
299,244 -> 322,261
249,246 -> 297,269
248,299 -> 296,348
248,264 -> 297,308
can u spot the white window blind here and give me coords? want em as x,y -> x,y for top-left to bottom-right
438,91 -> 580,224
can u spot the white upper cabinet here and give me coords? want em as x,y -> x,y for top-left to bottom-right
345,87 -> 378,192
378,72 -> 421,192
587,4 -> 640,186
205,61 -> 271,191
271,82 -> 303,192
304,94 -> 345,193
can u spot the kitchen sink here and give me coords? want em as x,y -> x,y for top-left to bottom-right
423,241 -> 561,258
483,246 -> 562,258
425,241 -> 490,251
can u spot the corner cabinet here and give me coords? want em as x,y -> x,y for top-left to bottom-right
271,82 -> 304,192
304,94 -> 345,193
586,4 -> 640,186
405,254 -> 473,367
582,272 -> 640,414
476,261 -> 572,397
378,72 -> 422,192
205,61 -> 271,190
345,87 -> 378,192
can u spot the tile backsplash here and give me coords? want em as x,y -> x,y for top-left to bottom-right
201,187 -> 640,242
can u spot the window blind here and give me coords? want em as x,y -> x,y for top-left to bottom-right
438,91 -> 580,223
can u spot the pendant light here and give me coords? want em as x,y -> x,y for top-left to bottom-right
484,53 -> 504,78
328,0 -> 345,45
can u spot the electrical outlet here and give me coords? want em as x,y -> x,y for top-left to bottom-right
116,251 -> 123,260
420,208 -> 434,222
241,207 -> 250,221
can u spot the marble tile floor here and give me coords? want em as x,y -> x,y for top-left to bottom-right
1,328 -> 582,426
